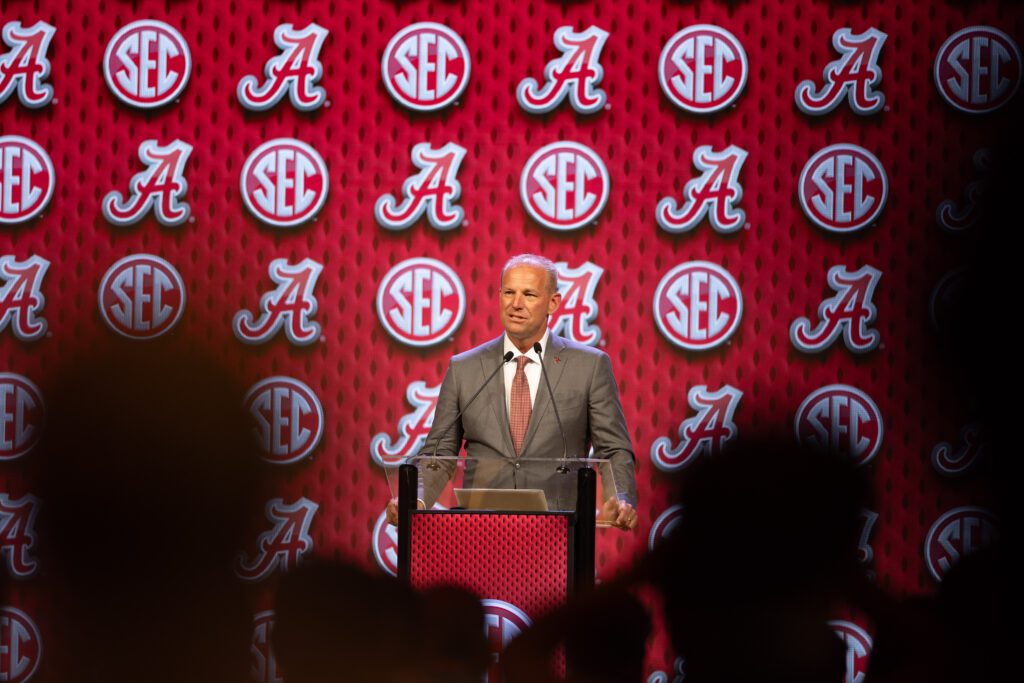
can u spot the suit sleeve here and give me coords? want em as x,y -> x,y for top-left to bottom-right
587,352 -> 638,506
410,361 -> 463,507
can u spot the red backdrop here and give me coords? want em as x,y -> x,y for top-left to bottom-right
1,1 -> 1019,681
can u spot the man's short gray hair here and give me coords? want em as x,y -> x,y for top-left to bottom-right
501,254 -> 559,295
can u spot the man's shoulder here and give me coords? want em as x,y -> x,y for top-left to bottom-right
555,334 -> 608,362
450,336 -> 503,365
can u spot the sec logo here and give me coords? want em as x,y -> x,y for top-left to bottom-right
520,141 -> 609,230
249,611 -> 284,683
376,258 -> 465,347
483,599 -> 532,683
799,144 -> 887,233
794,384 -> 883,467
245,377 -> 324,465
0,374 -> 44,462
241,139 -> 329,227
0,136 -> 54,225
659,24 -> 748,113
0,606 -> 41,683
653,261 -> 742,350
828,620 -> 872,683
98,254 -> 186,339
924,506 -> 998,582
381,22 -> 470,111
103,20 -> 191,108
371,502 -> 446,577
648,504 -> 683,552
934,26 -> 1021,114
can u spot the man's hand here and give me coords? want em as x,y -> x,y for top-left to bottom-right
600,497 -> 638,531
385,497 -> 425,526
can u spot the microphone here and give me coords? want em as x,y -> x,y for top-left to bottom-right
534,342 -> 571,474
423,351 -> 515,470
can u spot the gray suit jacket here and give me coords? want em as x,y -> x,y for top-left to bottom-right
415,333 -> 637,509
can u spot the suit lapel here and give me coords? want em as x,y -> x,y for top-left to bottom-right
483,336 -> 516,459
520,334 -> 569,457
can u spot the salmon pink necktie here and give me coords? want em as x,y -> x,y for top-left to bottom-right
510,356 -> 532,455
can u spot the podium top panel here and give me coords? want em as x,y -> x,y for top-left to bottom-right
383,456 -> 619,513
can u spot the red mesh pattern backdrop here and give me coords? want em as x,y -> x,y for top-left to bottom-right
410,512 -> 569,618
1,0 -> 1020,680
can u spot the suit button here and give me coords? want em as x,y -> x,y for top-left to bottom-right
514,462 -> 521,470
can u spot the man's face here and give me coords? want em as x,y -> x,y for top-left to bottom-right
500,265 -> 561,347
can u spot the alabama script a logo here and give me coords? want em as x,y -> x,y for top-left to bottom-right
375,142 -> 466,230
0,256 -> 48,342
0,493 -> 39,579
549,261 -> 603,346
790,265 -> 882,353
517,26 -> 609,114
370,380 -> 440,467
657,145 -> 747,234
651,385 -> 741,472
937,148 -> 991,233
0,21 -> 56,108
795,28 -> 887,116
103,139 -> 193,226
647,658 -> 686,683
234,258 -> 323,345
858,509 -> 878,565
236,497 -> 318,582
932,422 -> 986,477
238,23 -> 329,111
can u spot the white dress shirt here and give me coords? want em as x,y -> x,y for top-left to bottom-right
503,329 -> 548,418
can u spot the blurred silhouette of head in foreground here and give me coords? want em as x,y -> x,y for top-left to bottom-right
33,345 -> 262,683
645,437 -> 869,683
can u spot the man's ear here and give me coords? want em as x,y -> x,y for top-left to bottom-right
548,291 -> 562,315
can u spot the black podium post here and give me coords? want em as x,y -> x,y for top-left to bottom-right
396,463 -> 417,583
573,466 -> 596,594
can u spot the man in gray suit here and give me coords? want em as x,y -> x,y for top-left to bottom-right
387,254 -> 638,530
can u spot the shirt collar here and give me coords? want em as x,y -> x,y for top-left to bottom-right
504,329 -> 549,363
